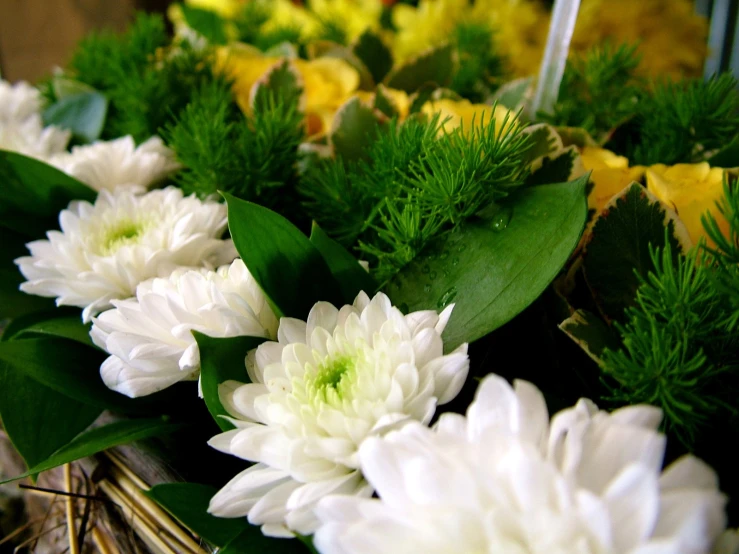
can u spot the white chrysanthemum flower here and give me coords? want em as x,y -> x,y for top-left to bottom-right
15,186 -> 236,322
314,374 -> 727,554
0,80 -> 43,122
207,292 -> 470,538
90,259 -> 279,398
48,136 -> 181,192
0,80 -> 70,160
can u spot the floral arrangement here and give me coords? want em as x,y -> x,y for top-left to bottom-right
0,0 -> 738,552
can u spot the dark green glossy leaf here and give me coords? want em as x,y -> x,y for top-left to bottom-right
43,91 -> 108,144
559,309 -> 621,363
352,31 -> 393,84
181,5 -> 228,44
527,147 -> 581,186
194,332 -> 267,431
0,150 -> 95,236
0,366 -> 100,469
582,183 -> 690,321
0,269 -> 55,319
2,418 -> 186,483
385,43 -> 457,93
221,527 -> 306,554
310,222 -> 376,303
145,483 -> 247,547
330,97 -> 383,162
223,193 -> 344,318
3,312 -> 95,347
386,177 -> 589,350
252,60 -> 303,112
0,338 -> 144,413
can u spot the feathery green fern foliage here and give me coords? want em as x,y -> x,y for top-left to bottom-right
66,13 -> 219,142
301,111 -> 532,282
164,77 -> 305,214
601,233 -> 739,445
542,43 -> 642,138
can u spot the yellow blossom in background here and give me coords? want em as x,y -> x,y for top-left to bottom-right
470,0 -> 549,78
185,0 -> 246,18
217,46 -> 360,137
309,0 -> 384,42
646,163 -> 729,246
391,0 -> 548,78
581,147 -> 645,214
261,0 -> 321,42
421,99 -> 515,136
391,0 -> 468,63
572,0 -> 708,78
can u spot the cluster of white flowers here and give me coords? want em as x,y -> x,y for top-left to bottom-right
91,259 -> 278,397
16,186 -> 236,321
207,292 -> 470,537
313,374 -> 728,554
48,135 -> 181,192
4,79 -> 732,554
1,78 -> 179,191
0,79 -> 70,159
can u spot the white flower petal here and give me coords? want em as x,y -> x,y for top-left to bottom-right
312,373 -> 728,554
207,292 -> 468,535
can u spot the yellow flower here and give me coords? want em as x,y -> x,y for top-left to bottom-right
391,0 -> 467,63
262,0 -> 321,42
646,163 -> 729,246
217,47 -> 360,137
572,0 -> 708,78
309,0 -> 384,42
390,0 -> 548,78
581,147 -> 645,214
421,99 -> 515,136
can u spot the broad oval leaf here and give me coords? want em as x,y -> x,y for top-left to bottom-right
0,365 -> 100,469
221,527 -> 308,554
0,338 -> 146,413
223,193 -> 344,318
330,96 -> 384,162
194,332 -> 267,431
181,4 -> 228,44
582,183 -> 692,322
310,222 -> 377,303
385,43 -> 458,93
352,31 -> 393,84
2,418 -> 186,483
2,311 -> 96,347
385,177 -> 589,350
0,150 -> 96,236
43,91 -> 108,144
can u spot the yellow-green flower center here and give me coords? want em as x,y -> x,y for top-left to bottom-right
100,219 -> 147,255
315,356 -> 353,392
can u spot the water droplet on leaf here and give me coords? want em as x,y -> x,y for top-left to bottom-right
437,287 -> 458,309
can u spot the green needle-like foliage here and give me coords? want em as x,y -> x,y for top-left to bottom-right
164,77 -> 305,215
702,177 -> 739,331
625,74 -> 739,165
450,22 -> 507,102
67,13 -> 219,142
542,43 -> 642,138
300,111 -> 532,282
602,239 -> 739,445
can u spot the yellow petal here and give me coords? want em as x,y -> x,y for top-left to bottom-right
581,147 -> 629,171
